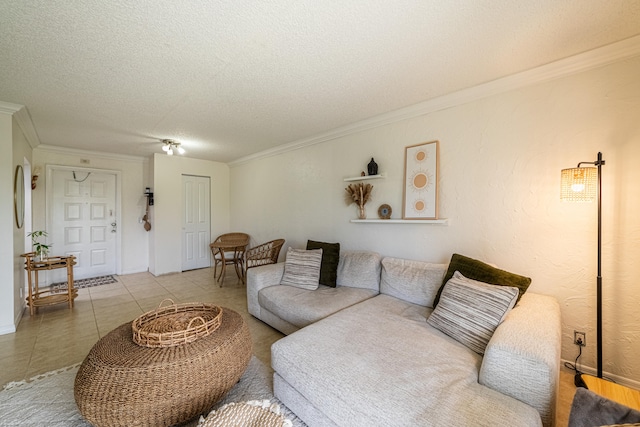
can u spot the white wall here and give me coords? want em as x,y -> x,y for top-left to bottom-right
12,120 -> 31,326
0,113 -> 15,333
29,148 -> 232,278
151,154 -> 230,275
32,146 -> 149,276
0,106 -> 33,334
230,57 -> 640,385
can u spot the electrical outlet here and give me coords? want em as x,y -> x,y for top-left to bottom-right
574,331 -> 586,346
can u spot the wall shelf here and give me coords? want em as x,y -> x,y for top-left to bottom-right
350,218 -> 449,225
343,173 -> 386,182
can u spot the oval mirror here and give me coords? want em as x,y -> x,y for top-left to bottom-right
14,165 -> 25,229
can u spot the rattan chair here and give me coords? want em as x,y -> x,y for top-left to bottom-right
210,232 -> 250,285
245,239 -> 285,273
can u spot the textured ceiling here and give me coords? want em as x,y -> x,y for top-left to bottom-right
1,1 -> 640,162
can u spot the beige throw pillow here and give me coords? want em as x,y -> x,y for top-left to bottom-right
280,248 -> 323,290
427,271 -> 519,355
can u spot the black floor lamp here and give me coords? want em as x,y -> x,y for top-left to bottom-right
561,151 -> 605,379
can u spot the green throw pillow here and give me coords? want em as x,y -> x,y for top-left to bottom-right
306,240 -> 340,287
432,253 -> 531,308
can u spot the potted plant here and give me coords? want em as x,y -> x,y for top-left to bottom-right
27,230 -> 51,260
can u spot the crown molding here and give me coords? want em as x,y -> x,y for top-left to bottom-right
229,34 -> 640,167
36,144 -> 148,163
0,101 -> 42,149
0,101 -> 23,115
13,107 -> 41,149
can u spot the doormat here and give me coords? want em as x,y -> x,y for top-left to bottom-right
51,275 -> 118,292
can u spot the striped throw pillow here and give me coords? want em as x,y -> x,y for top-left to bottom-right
280,248 -> 323,290
427,271 -> 519,355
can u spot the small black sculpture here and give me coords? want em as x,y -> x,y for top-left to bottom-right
367,158 -> 378,176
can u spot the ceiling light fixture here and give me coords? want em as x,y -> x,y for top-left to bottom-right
161,139 -> 185,156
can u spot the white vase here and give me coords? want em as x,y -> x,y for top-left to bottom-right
35,249 -> 47,262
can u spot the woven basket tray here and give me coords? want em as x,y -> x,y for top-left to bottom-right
132,299 -> 222,348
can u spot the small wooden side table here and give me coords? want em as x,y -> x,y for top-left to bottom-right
21,252 -> 77,315
582,374 -> 640,411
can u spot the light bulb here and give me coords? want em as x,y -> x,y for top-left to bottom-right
571,183 -> 585,192
162,144 -> 170,152
167,147 -> 174,156
177,146 -> 185,155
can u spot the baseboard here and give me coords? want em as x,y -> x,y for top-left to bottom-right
118,268 -> 150,276
0,306 -> 25,335
561,358 -> 640,391
14,307 -> 23,330
0,322 -> 17,336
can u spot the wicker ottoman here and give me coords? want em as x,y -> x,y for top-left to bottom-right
74,307 -> 252,427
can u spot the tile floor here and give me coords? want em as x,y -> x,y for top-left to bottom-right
0,268 -> 283,388
0,267 -> 577,426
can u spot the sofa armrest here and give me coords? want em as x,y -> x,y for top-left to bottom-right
479,292 -> 561,427
246,263 -> 285,318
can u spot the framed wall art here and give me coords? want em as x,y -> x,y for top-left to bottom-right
402,140 -> 439,219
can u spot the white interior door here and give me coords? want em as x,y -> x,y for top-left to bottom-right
182,175 -> 211,271
49,169 -> 117,281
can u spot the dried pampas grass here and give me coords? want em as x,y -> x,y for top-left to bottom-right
345,183 -> 373,214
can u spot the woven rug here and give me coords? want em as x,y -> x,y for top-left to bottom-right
0,357 -> 306,427
51,275 -> 117,292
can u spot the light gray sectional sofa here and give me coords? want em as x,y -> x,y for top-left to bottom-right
247,250 -> 561,427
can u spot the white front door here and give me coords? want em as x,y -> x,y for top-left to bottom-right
49,168 -> 118,281
182,175 -> 211,271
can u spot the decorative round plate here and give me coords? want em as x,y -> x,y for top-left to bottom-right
378,204 -> 392,219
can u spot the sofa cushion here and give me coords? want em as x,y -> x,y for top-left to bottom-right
428,271 -> 518,355
433,253 -> 531,308
272,294 -> 541,427
306,240 -> 340,288
380,257 -> 447,307
258,284 -> 378,329
336,251 -> 382,291
280,248 -> 322,290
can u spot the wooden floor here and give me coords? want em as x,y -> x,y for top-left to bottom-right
582,374 -> 640,411
558,369 -> 579,427
1,267 -> 584,426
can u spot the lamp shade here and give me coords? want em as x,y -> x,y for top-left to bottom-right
561,167 -> 597,202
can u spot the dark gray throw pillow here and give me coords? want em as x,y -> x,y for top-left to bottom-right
432,253 -> 531,308
569,387 -> 640,427
306,240 -> 340,287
